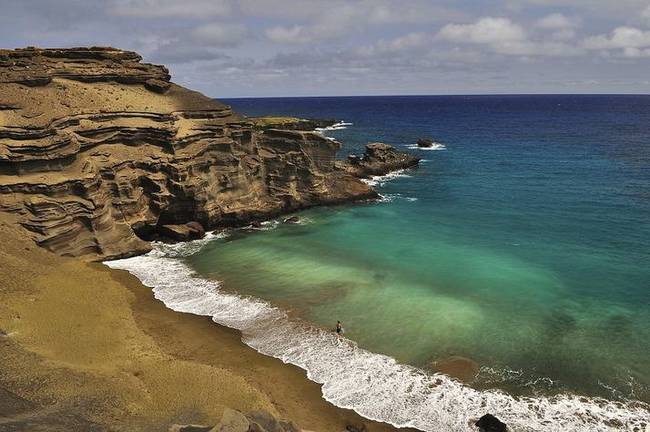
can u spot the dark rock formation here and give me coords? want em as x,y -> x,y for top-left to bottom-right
475,414 -> 507,432
158,222 -> 205,241
251,116 -> 338,131
185,221 -> 206,239
346,422 -> 368,432
339,143 -> 420,178
417,138 -> 433,148
159,225 -> 193,241
0,47 -> 381,260
283,216 -> 300,224
216,408 -> 250,432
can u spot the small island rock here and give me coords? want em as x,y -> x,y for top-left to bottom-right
339,143 -> 420,178
417,138 -> 434,148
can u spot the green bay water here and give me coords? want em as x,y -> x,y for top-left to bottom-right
108,96 -> 650,430
191,95 -> 650,403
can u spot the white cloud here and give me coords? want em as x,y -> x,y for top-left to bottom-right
263,0 -> 466,44
584,26 -> 650,49
266,25 -> 312,44
536,13 -> 576,29
375,32 -> 430,52
242,0 -> 465,23
438,17 -> 527,45
111,0 -> 231,18
192,23 -> 247,47
623,46 -> 650,57
550,28 -> 577,40
438,16 -> 585,57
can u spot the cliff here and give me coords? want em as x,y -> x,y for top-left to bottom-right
0,47 -> 386,260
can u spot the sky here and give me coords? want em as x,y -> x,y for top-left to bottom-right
2,0 -> 650,97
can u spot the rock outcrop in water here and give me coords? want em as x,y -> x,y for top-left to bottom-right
339,143 -> 420,178
0,47 -> 415,260
475,414 -> 507,432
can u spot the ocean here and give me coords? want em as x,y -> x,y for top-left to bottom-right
107,95 -> 650,431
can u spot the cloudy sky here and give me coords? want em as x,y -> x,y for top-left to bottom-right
2,0 -> 650,97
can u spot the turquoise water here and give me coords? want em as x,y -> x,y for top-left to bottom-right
188,96 -> 649,405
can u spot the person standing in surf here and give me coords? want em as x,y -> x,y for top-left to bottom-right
336,320 -> 343,336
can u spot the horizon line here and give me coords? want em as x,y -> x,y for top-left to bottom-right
217,92 -> 650,99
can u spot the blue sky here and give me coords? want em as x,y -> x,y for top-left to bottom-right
2,0 -> 650,97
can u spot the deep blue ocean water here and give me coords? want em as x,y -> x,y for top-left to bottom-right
108,95 -> 650,431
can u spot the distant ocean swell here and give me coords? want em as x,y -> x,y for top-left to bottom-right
106,239 -> 649,432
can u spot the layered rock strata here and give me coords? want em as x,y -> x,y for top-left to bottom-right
251,116 -> 338,131
0,47 -> 418,260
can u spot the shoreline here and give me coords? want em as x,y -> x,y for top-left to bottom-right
0,216 -> 409,432
114,265 -> 412,432
106,226 -> 650,432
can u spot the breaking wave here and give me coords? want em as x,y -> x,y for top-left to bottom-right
407,142 -> 447,151
316,121 -> 353,132
361,169 -> 412,187
106,241 -> 649,432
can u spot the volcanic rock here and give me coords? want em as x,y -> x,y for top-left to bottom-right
0,47 -> 380,260
212,408 -> 250,432
251,116 -> 337,131
246,410 -> 283,432
475,414 -> 507,432
158,224 -> 193,241
185,221 -> 206,239
339,143 -> 420,178
346,422 -> 368,432
283,216 -> 300,224
417,138 -> 433,148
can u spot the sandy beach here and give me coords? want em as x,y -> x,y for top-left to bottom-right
0,214 -> 405,431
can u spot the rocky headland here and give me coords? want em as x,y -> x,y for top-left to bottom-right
0,47 -> 421,432
0,47 -> 418,261
250,116 -> 338,131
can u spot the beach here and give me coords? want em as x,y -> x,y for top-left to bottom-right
0,214 -> 403,431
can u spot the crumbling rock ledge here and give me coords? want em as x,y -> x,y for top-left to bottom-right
0,47 -> 419,260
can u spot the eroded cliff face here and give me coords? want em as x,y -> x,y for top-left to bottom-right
0,47 -> 376,260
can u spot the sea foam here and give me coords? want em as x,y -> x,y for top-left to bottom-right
106,240 -> 650,432
361,169 -> 412,187
315,121 -> 353,133
407,142 -> 447,151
